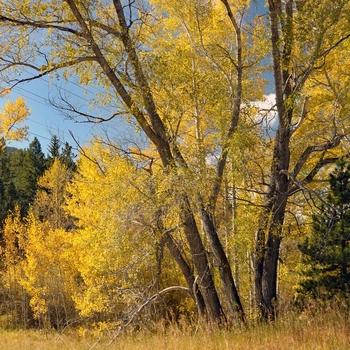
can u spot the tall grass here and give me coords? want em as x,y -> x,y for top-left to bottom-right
0,304 -> 349,350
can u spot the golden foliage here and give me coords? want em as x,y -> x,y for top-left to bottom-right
0,97 -> 29,149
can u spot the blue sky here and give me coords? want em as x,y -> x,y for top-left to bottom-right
1,1 -> 272,155
1,76 -> 113,154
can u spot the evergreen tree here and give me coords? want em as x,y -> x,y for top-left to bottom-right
59,142 -> 76,172
8,138 -> 47,217
298,158 -> 350,299
27,137 -> 46,176
47,135 -> 61,167
0,149 -> 17,226
0,179 -> 5,225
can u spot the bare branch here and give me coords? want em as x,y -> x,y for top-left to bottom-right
108,285 -> 190,344
68,130 -> 106,175
51,91 -> 125,123
0,14 -> 85,37
282,169 -> 346,216
2,56 -> 96,88
290,96 -> 309,136
288,157 -> 339,195
292,134 -> 344,178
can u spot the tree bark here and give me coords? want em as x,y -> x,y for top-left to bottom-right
163,231 -> 206,318
200,208 -> 245,322
181,197 -> 225,322
254,0 -> 293,320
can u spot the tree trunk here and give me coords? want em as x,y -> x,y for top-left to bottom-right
253,206 -> 270,316
181,197 -> 225,323
254,193 -> 288,320
163,232 -> 206,318
200,208 -> 245,322
254,126 -> 291,319
253,0 -> 293,321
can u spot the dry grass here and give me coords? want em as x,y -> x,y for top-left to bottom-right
0,306 -> 349,350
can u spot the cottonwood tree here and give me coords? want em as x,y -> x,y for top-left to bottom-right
0,0 -> 350,324
66,140 -> 196,324
0,0 -> 254,323
253,0 -> 350,319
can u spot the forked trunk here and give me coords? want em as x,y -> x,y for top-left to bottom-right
163,232 -> 206,318
200,208 -> 245,322
181,197 -> 225,323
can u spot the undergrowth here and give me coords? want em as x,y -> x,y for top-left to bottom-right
0,302 -> 349,350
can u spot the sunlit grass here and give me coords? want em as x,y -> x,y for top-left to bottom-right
0,305 -> 349,350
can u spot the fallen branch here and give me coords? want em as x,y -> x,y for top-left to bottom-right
107,285 -> 191,346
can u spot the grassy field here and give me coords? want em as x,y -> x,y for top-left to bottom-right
0,307 -> 349,350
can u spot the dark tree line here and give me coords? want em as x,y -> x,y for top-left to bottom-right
0,136 -> 76,229
298,158 -> 350,300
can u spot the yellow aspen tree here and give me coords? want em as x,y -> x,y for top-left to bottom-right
0,97 -> 29,150
20,213 -> 78,329
0,207 -> 28,327
33,158 -> 73,230
66,140 -> 189,324
19,160 -> 79,328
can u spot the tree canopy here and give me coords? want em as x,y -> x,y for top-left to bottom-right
0,0 -> 350,328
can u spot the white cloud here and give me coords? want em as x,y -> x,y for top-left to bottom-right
251,93 -> 278,137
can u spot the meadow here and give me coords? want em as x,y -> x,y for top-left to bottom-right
0,305 -> 349,350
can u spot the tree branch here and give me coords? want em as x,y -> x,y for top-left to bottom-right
209,0 -> 243,207
68,130 -> 106,175
290,96 -> 309,136
112,0 -> 173,167
0,14 -> 84,37
2,57 -> 96,88
65,0 -> 168,165
288,157 -> 339,195
107,285 -> 190,345
51,90 -> 125,123
292,134 -> 343,178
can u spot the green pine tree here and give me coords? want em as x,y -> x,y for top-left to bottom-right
47,135 -> 61,167
59,142 -> 76,172
298,158 -> 350,299
8,138 -> 47,217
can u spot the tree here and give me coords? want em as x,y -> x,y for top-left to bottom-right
18,159 -> 78,328
0,96 -> 29,223
27,137 -> 46,177
46,135 -> 61,168
0,97 -> 29,151
7,138 -> 47,217
59,142 -> 76,172
47,135 -> 76,173
33,158 -> 74,229
0,0 -> 349,324
253,0 -> 350,319
20,214 -> 79,328
0,207 -> 31,328
66,140 -> 192,324
298,158 -> 350,299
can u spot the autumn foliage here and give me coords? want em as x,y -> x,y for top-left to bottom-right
0,0 -> 350,331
